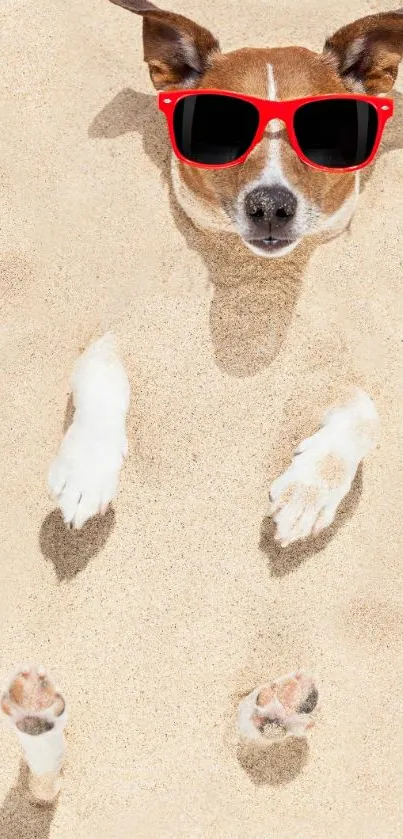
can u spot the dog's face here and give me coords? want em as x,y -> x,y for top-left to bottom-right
178,47 -> 359,258
110,1 -> 403,257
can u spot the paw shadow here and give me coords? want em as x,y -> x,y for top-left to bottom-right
62,394 -> 74,435
39,507 -> 115,581
0,761 -> 56,839
260,464 -> 363,577
237,736 -> 309,786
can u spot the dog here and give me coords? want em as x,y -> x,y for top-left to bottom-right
48,3 -> 403,545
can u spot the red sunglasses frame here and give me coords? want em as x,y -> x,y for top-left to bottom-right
158,89 -> 394,173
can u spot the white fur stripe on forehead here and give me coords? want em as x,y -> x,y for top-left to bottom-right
259,64 -> 293,188
266,64 -> 282,133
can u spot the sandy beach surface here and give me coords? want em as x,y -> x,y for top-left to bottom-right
1,0 -> 403,836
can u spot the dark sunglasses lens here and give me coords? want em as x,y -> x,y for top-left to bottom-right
173,94 -> 260,165
293,99 -> 378,168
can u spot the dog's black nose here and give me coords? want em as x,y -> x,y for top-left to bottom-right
244,185 -> 297,230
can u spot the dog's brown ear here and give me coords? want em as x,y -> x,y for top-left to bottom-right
323,9 -> 403,93
108,0 -> 220,89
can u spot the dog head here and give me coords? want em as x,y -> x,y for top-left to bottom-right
110,1 -> 403,256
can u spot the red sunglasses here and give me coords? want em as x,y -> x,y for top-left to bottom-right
158,89 -> 393,173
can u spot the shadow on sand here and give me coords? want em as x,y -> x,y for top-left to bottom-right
0,762 -> 57,839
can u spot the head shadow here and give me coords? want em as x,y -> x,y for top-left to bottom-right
237,735 -> 309,786
259,463 -> 363,578
359,89 -> 403,195
379,90 -> 403,158
89,85 -> 402,375
0,761 -> 56,839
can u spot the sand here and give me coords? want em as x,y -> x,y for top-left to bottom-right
1,0 -> 403,836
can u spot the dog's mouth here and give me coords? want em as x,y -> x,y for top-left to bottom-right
245,236 -> 298,255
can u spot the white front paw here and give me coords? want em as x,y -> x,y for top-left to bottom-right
269,426 -> 356,548
48,420 -> 127,529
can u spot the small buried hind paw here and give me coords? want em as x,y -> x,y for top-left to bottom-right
1,665 -> 65,721
1,666 -> 67,800
237,671 -> 318,742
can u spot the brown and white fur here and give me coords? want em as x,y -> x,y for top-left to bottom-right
48,4 -> 403,545
237,670 -> 319,742
1,666 -> 67,804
